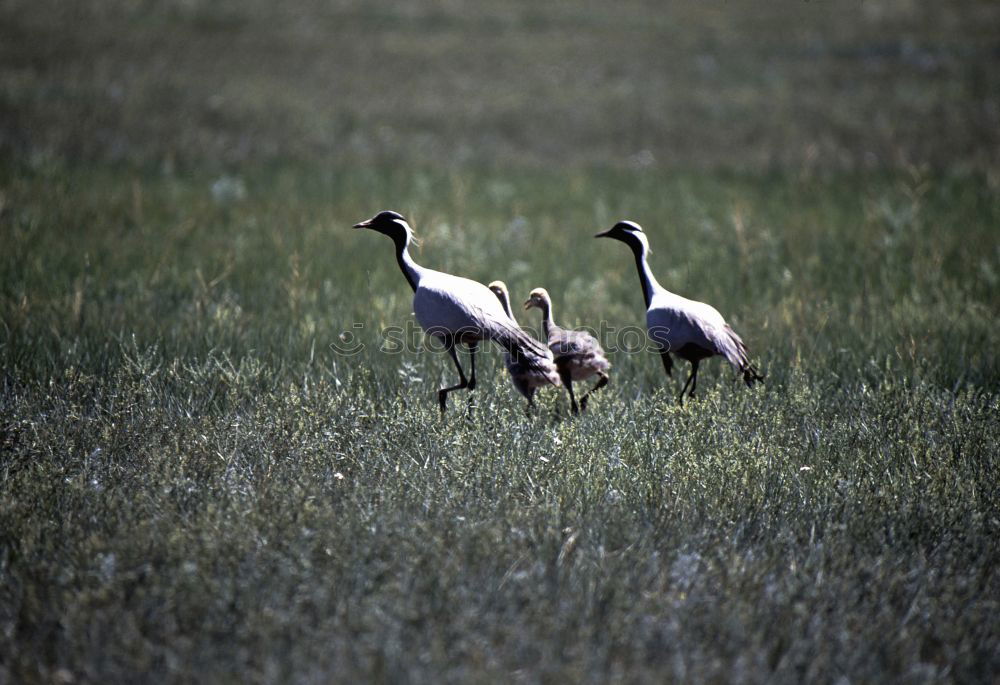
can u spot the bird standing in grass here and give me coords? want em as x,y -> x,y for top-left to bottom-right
524,287 -> 610,414
353,211 -> 553,413
595,220 -> 763,405
487,281 -> 561,411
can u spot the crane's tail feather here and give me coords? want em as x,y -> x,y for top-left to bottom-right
723,325 -> 764,388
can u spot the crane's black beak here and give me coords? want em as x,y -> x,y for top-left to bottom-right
522,299 -> 533,311
594,228 -> 613,238
352,219 -> 372,229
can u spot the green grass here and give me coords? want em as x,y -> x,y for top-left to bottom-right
2,162 -> 998,682
2,0 -> 1000,682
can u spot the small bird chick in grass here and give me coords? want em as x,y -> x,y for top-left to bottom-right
524,287 -> 610,414
487,281 -> 561,412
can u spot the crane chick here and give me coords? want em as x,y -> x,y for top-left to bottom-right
524,287 -> 610,414
487,281 -> 561,412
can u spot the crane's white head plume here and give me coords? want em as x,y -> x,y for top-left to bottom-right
595,220 -> 651,254
523,287 -> 551,311
352,210 -> 420,246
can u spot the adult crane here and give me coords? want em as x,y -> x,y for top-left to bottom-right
596,220 -> 763,405
353,211 -> 553,412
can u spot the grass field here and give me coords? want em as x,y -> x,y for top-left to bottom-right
2,1 -> 1000,682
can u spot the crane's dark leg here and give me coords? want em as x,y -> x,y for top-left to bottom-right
579,372 -> 609,411
467,342 -> 478,391
558,368 -> 579,415
688,360 -> 700,399
465,342 -> 478,417
678,362 -> 696,406
677,365 -> 694,407
660,349 -> 679,403
438,338 -> 468,413
659,349 -> 673,378
525,389 -> 536,416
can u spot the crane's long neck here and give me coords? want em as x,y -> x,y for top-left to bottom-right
629,239 -> 660,308
498,294 -> 519,326
539,301 -> 556,340
392,232 -> 423,293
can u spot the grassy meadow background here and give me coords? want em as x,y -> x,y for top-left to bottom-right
2,0 -> 1000,682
